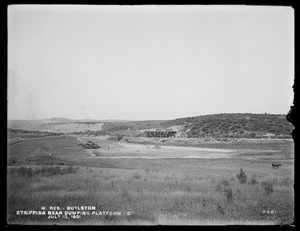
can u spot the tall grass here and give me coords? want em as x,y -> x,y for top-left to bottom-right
8,165 -> 78,177
7,166 -> 294,225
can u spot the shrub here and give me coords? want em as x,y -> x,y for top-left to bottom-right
185,185 -> 191,193
16,167 -> 33,177
117,134 -> 124,142
132,171 -> 142,179
67,165 -> 76,173
261,181 -> 274,196
221,179 -> 229,186
216,183 -> 223,192
121,188 -> 132,203
216,179 -> 230,192
224,187 -> 233,202
9,165 -> 78,177
280,178 -> 292,187
145,167 -> 150,176
236,168 -> 247,184
249,174 -> 259,184
216,203 -> 225,215
230,177 -> 235,182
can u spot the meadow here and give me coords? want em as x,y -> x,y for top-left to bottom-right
7,135 -> 294,225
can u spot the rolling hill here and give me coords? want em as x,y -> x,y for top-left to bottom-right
160,113 -> 293,138
7,113 -> 293,138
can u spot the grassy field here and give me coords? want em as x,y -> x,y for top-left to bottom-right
7,135 -> 294,225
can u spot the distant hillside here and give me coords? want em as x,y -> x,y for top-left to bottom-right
7,120 -> 43,129
49,117 -> 73,123
161,113 -> 293,138
7,113 -> 293,138
7,118 -> 129,130
48,118 -> 129,123
74,113 -> 293,139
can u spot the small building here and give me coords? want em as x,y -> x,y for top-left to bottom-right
277,134 -> 284,139
263,133 -> 276,139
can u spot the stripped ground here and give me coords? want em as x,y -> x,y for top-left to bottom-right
8,135 -> 291,164
78,137 -> 283,160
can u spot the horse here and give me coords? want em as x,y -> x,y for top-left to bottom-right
272,163 -> 282,168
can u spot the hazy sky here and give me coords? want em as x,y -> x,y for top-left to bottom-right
7,5 -> 294,120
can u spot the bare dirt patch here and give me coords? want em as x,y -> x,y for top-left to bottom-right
84,142 -> 242,159
76,136 -> 285,160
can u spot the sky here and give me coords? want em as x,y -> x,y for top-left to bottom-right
7,5 -> 294,120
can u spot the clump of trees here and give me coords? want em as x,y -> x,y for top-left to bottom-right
184,113 -> 293,138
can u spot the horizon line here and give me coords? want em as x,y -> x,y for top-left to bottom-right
7,112 -> 288,122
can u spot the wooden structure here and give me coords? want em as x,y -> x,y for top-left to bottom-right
262,133 -> 276,139
145,130 -> 177,138
78,140 -> 100,149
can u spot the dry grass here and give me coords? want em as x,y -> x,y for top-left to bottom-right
7,136 -> 294,225
7,164 -> 294,225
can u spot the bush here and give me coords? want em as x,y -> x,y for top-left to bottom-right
261,181 -> 274,196
9,165 -> 77,177
145,167 -> 150,176
216,183 -> 223,192
216,179 -> 230,192
121,188 -> 132,203
117,134 -> 124,142
224,187 -> 233,202
280,178 -> 292,187
19,167 -> 33,177
236,168 -> 247,184
132,171 -> 142,179
249,174 -> 259,184
221,179 -> 229,186
185,185 -> 191,193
